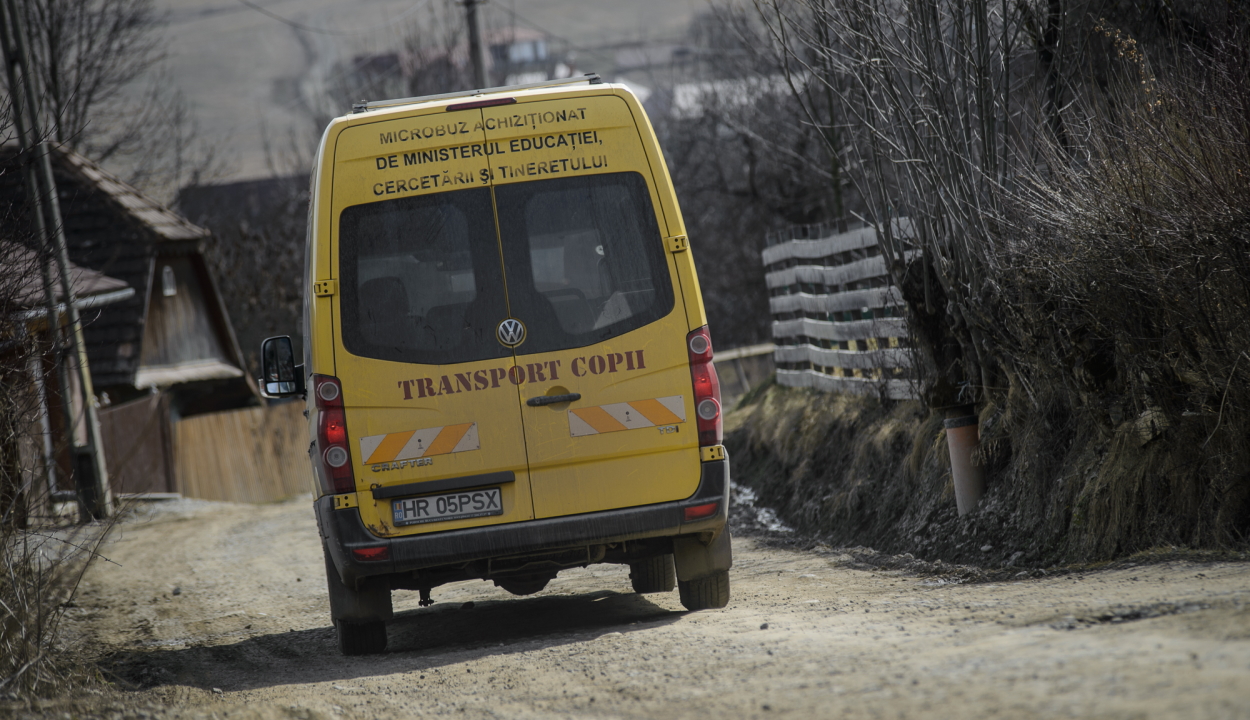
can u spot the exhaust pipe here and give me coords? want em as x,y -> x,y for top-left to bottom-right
943,413 -> 983,516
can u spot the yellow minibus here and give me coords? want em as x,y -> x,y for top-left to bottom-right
261,74 -> 731,655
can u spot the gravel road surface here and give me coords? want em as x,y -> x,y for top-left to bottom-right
58,496 -> 1250,719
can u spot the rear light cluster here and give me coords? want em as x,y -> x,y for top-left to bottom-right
315,375 -> 355,494
687,326 -> 722,447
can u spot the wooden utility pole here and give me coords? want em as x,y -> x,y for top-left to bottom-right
0,0 -> 111,519
463,0 -> 489,88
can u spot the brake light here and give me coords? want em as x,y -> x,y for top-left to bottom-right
323,408 -> 347,445
446,97 -> 516,111
687,326 -> 722,446
314,375 -> 355,494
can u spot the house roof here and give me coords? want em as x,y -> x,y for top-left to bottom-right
0,241 -> 130,308
57,151 -> 210,243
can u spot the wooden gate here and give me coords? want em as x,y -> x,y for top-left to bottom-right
172,400 -> 311,503
99,393 -> 175,495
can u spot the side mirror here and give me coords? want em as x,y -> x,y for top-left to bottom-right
259,335 -> 305,398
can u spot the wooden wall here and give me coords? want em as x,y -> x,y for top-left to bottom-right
173,400 -> 312,503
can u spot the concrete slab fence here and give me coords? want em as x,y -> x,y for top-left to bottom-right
763,221 -> 919,400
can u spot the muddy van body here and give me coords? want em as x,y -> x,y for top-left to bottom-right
260,76 -> 732,655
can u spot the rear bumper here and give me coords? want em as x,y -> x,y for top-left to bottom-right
317,456 -> 730,586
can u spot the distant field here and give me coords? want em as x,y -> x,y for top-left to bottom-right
154,0 -> 703,180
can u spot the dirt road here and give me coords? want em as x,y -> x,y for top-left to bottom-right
62,496 -> 1249,719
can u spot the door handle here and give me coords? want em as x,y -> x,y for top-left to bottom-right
527,393 -> 581,407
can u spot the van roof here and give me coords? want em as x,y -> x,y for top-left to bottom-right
351,73 -> 607,116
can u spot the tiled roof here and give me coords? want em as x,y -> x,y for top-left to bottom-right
56,150 -> 210,242
0,240 -> 129,307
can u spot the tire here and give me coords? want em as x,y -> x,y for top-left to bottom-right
336,619 -> 387,655
678,569 -> 730,610
494,575 -> 551,596
629,553 -> 676,594
323,550 -> 391,656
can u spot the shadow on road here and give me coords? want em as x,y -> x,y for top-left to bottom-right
107,589 -> 682,692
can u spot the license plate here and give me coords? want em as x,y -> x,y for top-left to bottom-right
392,487 -> 503,526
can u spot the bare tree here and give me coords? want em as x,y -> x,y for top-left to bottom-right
298,0 -> 490,132
744,0 -> 1031,407
744,0 -> 1244,408
724,0 -> 1250,554
6,0 -> 224,198
648,10 -> 856,347
22,0 -> 160,150
1,2 -> 212,699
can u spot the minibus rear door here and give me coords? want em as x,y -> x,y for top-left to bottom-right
482,95 -> 702,519
330,108 -> 536,535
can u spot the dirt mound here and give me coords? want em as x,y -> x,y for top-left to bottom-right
723,381 -> 1250,567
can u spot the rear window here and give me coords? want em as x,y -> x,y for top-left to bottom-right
338,188 -> 511,365
495,172 -> 674,355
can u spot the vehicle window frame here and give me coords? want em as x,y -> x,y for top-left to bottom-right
337,187 -> 513,366
493,171 -> 675,356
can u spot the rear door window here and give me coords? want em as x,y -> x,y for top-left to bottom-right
494,172 -> 673,355
339,187 -> 511,365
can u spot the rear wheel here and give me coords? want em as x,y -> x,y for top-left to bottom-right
324,550 -> 391,655
629,553 -> 676,594
678,569 -> 730,610
336,619 -> 387,655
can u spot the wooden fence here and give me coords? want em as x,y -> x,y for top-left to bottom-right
763,220 -> 918,400
173,400 -> 311,503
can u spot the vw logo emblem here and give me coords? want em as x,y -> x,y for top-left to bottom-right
496,318 -> 526,347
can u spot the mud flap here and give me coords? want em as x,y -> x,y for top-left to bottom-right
324,550 -> 393,623
673,529 -> 732,582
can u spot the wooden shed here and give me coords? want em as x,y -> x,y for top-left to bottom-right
0,144 -> 260,498
0,144 -> 258,417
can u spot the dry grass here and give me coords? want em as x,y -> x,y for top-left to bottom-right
0,517 -> 108,698
725,383 -> 947,556
1,215 -> 111,700
981,35 -> 1250,557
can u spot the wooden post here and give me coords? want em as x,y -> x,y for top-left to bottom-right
463,0 -> 489,88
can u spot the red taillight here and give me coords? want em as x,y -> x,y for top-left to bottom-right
314,375 -> 355,494
687,326 -> 722,447
322,407 -> 347,445
351,546 -> 390,562
684,502 -> 719,521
